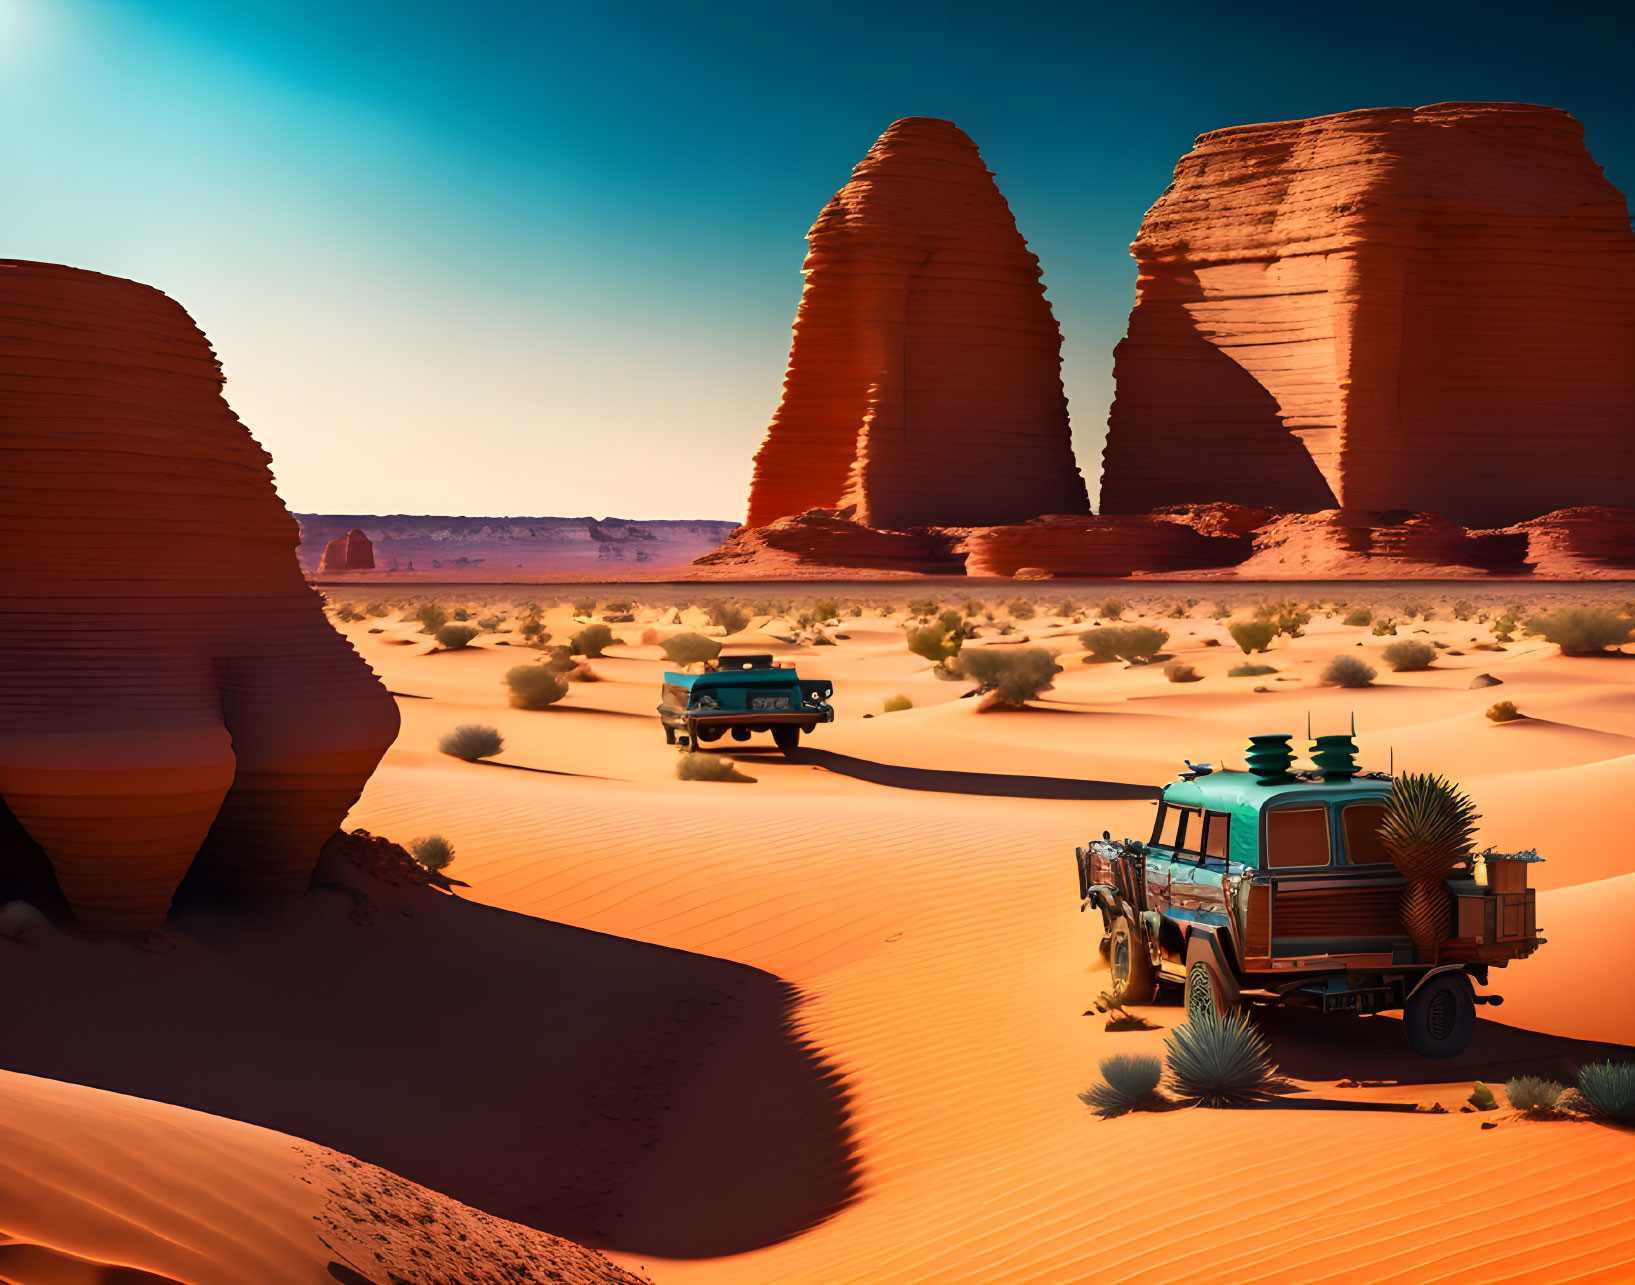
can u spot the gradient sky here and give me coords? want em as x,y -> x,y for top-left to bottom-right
4,0 -> 1632,520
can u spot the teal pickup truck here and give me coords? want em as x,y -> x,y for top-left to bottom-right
658,654 -> 833,755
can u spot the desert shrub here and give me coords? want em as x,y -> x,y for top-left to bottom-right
572,597 -> 597,615
1254,599 -> 1311,636
604,599 -> 632,613
1343,607 -> 1374,627
519,617 -> 548,646
1486,700 -> 1523,723
451,607 -> 470,621
936,608 -> 969,637
961,598 -> 985,617
706,599 -> 751,635
1007,598 -> 1037,620
1097,598 -> 1128,620
1053,598 -> 1078,618
676,753 -> 756,783
1322,655 -> 1377,687
1371,618 -> 1398,636
1164,1010 -> 1275,1107
438,723 -> 503,761
435,623 -> 479,649
1228,664 -> 1277,678
1524,608 -> 1635,655
1399,599 -> 1435,621
408,835 -> 455,873
505,664 -> 569,709
849,603 -> 864,616
413,602 -> 449,634
1165,662 -> 1201,683
1080,625 -> 1169,664
1078,1054 -> 1164,1118
1211,602 -> 1232,620
1492,612 -> 1518,641
907,623 -> 962,664
906,597 -> 940,620
1505,1076 -> 1566,1113
1383,640 -> 1436,671
1227,620 -> 1276,654
477,614 -> 503,632
958,648 -> 1061,707
661,632 -> 722,666
1576,1062 -> 1635,1124
571,623 -> 616,657
1451,599 -> 1476,621
1468,1082 -> 1498,1111
812,598 -> 839,621
883,694 -> 913,713
365,601 -> 389,617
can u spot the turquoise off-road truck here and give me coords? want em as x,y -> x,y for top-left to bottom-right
658,654 -> 833,755
1075,732 -> 1545,1058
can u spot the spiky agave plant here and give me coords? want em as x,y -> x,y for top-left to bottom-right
1078,1054 -> 1164,1118
1577,1062 -> 1635,1124
1378,773 -> 1480,959
1164,1010 -> 1275,1107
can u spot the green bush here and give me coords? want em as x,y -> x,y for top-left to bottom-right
1577,1061 -> 1635,1123
1505,1076 -> 1565,1112
812,598 -> 839,621
408,835 -> 455,873
707,599 -> 751,635
1343,607 -> 1374,627
883,694 -> 913,713
1487,700 -> 1523,723
1372,618 -> 1398,636
1227,620 -> 1277,654
1164,1010 -> 1276,1107
1492,612 -> 1518,641
1007,598 -> 1037,620
958,648 -> 1061,707
1053,598 -> 1078,618
413,602 -> 449,634
1097,598 -> 1128,620
571,623 -> 616,657
1383,640 -> 1436,671
364,601 -> 390,618
676,753 -> 756,783
1165,662 -> 1201,683
1525,608 -> 1635,655
1254,600 -> 1311,636
906,597 -> 940,620
1322,655 -> 1376,687
1468,1082 -> 1497,1111
438,724 -> 503,761
1228,664 -> 1278,678
504,664 -> 569,709
476,614 -> 503,632
907,624 -> 962,664
1080,625 -> 1169,664
451,607 -> 470,621
435,623 -> 479,649
661,632 -> 722,665
1078,1054 -> 1164,1118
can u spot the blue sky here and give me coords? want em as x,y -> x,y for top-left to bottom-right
3,0 -> 1631,519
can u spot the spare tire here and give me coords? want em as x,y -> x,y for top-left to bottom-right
1403,971 -> 1476,1059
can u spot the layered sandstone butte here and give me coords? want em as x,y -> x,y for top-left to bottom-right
318,526 -> 375,572
745,117 -> 1089,531
1102,102 -> 1635,527
695,510 -> 963,578
1510,507 -> 1635,578
962,509 -> 1260,578
0,260 -> 400,930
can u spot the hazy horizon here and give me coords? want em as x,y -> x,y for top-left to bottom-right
5,0 -> 1632,523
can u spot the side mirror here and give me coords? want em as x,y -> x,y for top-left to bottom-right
1103,829 -> 1111,841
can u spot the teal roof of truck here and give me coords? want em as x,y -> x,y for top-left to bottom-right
664,668 -> 804,690
1161,769 -> 1393,867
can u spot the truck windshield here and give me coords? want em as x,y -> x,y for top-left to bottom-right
1342,802 -> 1392,864
1265,805 -> 1331,868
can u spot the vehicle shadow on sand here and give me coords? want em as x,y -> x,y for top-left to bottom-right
787,747 -> 1162,801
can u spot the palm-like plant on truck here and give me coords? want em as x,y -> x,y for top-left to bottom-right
1378,772 -> 1480,960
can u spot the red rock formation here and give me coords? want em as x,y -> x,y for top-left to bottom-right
0,260 -> 400,931
1506,507 -> 1635,578
1102,102 -> 1635,527
962,513 -> 1254,578
1235,511 -> 1529,579
694,509 -> 963,578
745,117 -> 1088,531
318,526 -> 374,572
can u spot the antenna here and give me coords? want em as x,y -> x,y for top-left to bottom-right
1389,745 -> 1395,776
1306,709 -> 1312,740
1350,710 -> 1356,736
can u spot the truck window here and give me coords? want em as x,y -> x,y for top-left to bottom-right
1265,805 -> 1331,868
1204,811 -> 1231,860
1155,804 -> 1198,850
1342,802 -> 1392,864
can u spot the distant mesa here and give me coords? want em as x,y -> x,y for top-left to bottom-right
319,526 -> 375,572
699,103 -> 1635,580
0,259 -> 400,931
745,116 -> 1088,532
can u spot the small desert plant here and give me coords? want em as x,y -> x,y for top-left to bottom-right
1255,600 -> 1311,637
706,599 -> 751,635
1399,599 -> 1435,621
661,632 -> 722,666
883,694 -> 913,713
812,598 -> 839,621
572,597 -> 597,615
1053,598 -> 1078,618
364,601 -> 389,617
413,602 -> 449,634
1343,607 -> 1374,627
1383,639 -> 1436,671
1164,1010 -> 1276,1107
958,648 -> 1061,707
571,623 -> 616,657
961,598 -> 985,617
1576,1061 -> 1635,1124
408,835 -> 455,873
1492,612 -> 1518,642
1165,662 -> 1202,683
1371,618 -> 1399,636
1486,700 -> 1524,723
1322,654 -> 1377,687
1451,599 -> 1475,621
1379,773 -> 1479,958
1468,1082 -> 1498,1111
519,617 -> 548,646
1078,1054 -> 1165,1118
1525,608 -> 1635,655
1505,1076 -> 1566,1113
1097,598 -> 1128,620
504,664 -> 569,709
906,597 -> 940,621
451,607 -> 470,621
1080,625 -> 1169,664
1007,598 -> 1037,620
476,614 -> 503,632
675,753 -> 756,783
1227,620 -> 1276,654
1228,663 -> 1277,678
438,723 -> 504,761
434,623 -> 479,649
906,624 -> 962,665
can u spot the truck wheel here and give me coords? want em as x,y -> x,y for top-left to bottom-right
772,725 -> 800,756
1403,972 -> 1476,1059
1108,915 -> 1156,1006
1186,961 -> 1232,1021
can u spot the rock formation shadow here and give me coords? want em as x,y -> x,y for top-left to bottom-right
1256,1005 -> 1635,1086
0,872 -> 859,1259
788,748 -> 1161,800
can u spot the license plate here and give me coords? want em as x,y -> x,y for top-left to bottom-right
1324,989 -> 1390,1014
751,696 -> 789,711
